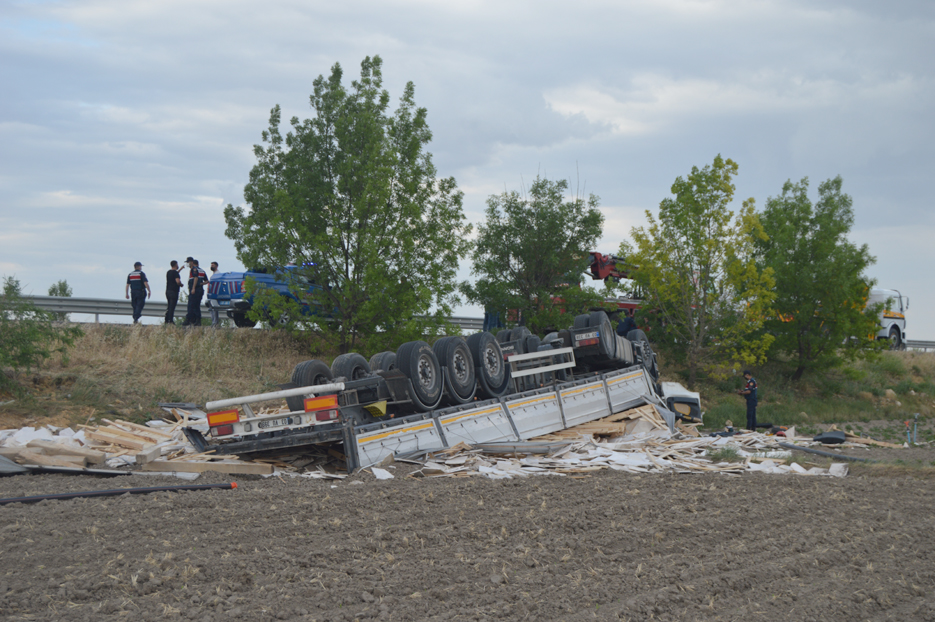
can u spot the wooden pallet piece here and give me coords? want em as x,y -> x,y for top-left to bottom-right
86,430 -> 148,451
26,440 -> 107,464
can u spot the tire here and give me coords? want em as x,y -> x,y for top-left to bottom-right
434,337 -> 476,400
889,327 -> 903,351
466,331 -> 507,398
286,359 -> 334,412
542,332 -> 559,347
556,329 -> 572,349
496,329 -> 513,344
331,353 -> 372,381
231,312 -> 257,328
511,326 -> 531,342
396,341 -> 442,407
573,314 -> 590,330
369,351 -> 397,373
589,311 -> 616,358
523,335 -> 541,355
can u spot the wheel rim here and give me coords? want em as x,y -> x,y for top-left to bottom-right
417,354 -> 436,389
483,344 -> 501,376
452,350 -> 470,384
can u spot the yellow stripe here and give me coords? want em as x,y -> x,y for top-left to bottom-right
441,407 -> 503,425
607,372 -> 642,385
358,421 -> 435,444
506,395 -> 557,409
561,383 -> 602,398
883,311 -> 905,319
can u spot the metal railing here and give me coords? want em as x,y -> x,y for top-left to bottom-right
23,296 -> 484,333
906,340 -> 935,352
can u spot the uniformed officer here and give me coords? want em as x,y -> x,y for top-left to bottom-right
125,261 -> 151,324
183,257 -> 208,326
738,370 -> 758,432
617,308 -> 637,337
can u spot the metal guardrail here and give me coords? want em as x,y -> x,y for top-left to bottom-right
906,340 -> 935,352
23,296 -> 485,333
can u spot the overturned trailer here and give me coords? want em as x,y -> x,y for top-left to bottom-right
184,311 -> 702,471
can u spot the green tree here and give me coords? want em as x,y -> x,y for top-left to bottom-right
224,56 -> 471,353
0,277 -> 83,396
625,155 -> 775,388
47,279 -> 73,321
755,176 -> 880,381
462,176 -> 608,335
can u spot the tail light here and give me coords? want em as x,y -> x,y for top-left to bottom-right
304,394 -> 340,422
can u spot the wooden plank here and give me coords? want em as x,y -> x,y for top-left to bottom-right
136,444 -> 162,465
141,460 -> 274,475
843,434 -> 903,449
86,431 -> 147,451
98,425 -> 158,445
104,419 -> 174,441
12,449 -> 81,468
26,440 -> 107,464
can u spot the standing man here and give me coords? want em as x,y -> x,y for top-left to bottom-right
207,261 -> 220,327
184,257 -> 208,326
738,370 -> 758,432
125,261 -> 151,324
165,260 -> 182,324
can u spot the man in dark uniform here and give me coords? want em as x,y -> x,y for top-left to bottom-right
617,308 -> 637,337
183,257 -> 208,326
125,261 -> 151,324
738,370 -> 758,432
165,260 -> 182,324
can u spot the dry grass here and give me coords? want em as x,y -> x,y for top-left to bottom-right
1,325 -> 340,427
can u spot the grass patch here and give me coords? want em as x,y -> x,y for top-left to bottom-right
706,446 -> 743,463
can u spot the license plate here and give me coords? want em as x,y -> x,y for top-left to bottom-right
575,331 -> 599,341
258,417 -> 290,429
220,301 -> 230,306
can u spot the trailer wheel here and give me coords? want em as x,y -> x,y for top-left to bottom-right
573,314 -> 590,330
331,353 -> 372,381
496,329 -> 513,344
589,311 -> 616,358
231,312 -> 257,328
369,351 -> 397,372
397,341 -> 442,406
466,331 -> 507,397
627,329 -> 658,381
511,326 -> 531,343
433,337 -> 476,400
286,360 -> 334,412
542,332 -> 559,346
556,329 -> 572,349
524,335 -> 541,354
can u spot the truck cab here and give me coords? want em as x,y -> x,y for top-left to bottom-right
868,288 -> 908,349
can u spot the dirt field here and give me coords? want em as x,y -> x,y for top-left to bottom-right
2,466 -> 934,622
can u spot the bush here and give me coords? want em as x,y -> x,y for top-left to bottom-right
0,277 -> 83,396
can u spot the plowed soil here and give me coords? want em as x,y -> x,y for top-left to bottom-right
2,467 -> 934,622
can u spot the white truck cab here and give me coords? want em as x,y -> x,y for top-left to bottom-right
868,288 -> 908,349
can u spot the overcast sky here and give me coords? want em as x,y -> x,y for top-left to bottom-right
1,0 -> 932,336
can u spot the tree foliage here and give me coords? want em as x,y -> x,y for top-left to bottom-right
624,156 -> 775,388
755,176 -> 880,380
224,56 -> 471,353
0,277 -> 83,396
462,176 -> 608,335
47,279 -> 73,321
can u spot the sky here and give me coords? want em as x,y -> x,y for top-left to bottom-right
1,0 -> 933,336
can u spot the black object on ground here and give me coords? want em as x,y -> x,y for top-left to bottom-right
0,482 -> 238,506
813,430 -> 847,444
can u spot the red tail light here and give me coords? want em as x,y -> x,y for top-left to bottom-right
211,424 -> 234,437
315,409 -> 339,421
